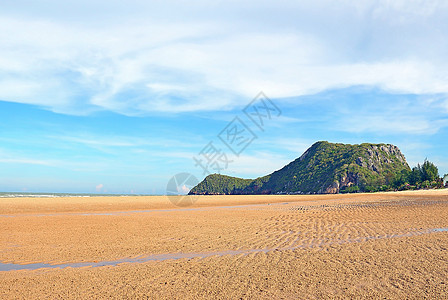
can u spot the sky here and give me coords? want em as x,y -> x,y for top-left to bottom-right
0,0 -> 447,194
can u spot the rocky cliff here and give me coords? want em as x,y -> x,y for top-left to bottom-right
189,141 -> 410,195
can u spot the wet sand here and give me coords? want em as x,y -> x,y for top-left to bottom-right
1,190 -> 448,299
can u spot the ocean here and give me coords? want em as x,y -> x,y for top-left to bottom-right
0,192 -> 144,198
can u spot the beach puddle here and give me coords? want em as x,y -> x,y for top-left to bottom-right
0,249 -> 270,272
0,203 -> 271,218
1,199 -> 447,218
434,228 -> 448,232
1,227 -> 446,272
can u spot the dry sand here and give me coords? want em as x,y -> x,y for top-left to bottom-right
1,190 -> 448,299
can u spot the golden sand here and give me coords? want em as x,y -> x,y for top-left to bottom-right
1,190 -> 447,299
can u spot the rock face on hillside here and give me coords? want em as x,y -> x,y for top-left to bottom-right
189,141 -> 410,195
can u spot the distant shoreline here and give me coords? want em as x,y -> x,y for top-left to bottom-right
0,192 -> 159,198
1,188 -> 447,199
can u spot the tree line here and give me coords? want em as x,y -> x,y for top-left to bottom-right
381,159 -> 445,191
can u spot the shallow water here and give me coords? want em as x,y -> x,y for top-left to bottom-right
3,198 -> 446,218
0,203 -> 270,218
1,227 -> 446,272
434,228 -> 448,232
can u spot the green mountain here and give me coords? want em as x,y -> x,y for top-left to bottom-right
189,141 -> 411,195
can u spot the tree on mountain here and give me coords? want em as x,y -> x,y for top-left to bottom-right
421,159 -> 439,182
408,164 -> 422,185
392,169 -> 410,188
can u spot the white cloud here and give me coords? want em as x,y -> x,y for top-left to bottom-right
95,183 -> 104,192
176,184 -> 191,195
1,1 -> 448,114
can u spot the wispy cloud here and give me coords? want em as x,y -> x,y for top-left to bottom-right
49,134 -> 200,149
278,87 -> 448,136
56,136 -> 138,147
224,151 -> 293,178
337,114 -> 448,135
0,158 -> 53,166
267,138 -> 314,154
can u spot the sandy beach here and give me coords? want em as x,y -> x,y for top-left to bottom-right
1,190 -> 448,299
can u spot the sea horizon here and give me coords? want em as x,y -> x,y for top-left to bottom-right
0,192 -> 165,198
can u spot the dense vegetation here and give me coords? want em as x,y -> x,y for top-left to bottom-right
187,174 -> 254,195
189,141 -> 446,195
373,159 -> 444,192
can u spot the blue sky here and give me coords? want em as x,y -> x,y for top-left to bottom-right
0,1 -> 447,194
